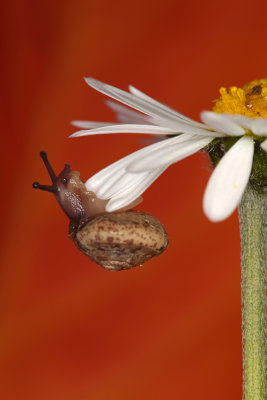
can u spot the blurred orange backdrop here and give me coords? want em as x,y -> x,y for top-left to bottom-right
1,0 -> 267,399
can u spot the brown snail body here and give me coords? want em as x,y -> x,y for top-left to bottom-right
33,152 -> 169,270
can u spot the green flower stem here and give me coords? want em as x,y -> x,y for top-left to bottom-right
239,182 -> 267,400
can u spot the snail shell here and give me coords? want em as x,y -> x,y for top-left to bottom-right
70,210 -> 169,271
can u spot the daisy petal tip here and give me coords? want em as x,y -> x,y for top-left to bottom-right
105,202 -> 118,213
260,140 -> 267,152
70,120 -> 82,128
203,184 -> 240,222
203,202 -> 231,223
68,131 -> 83,138
200,110 -> 211,118
84,77 -> 100,87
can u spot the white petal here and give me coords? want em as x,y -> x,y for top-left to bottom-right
223,114 -> 267,136
200,111 -> 245,136
70,121 -> 115,129
96,168 -> 148,199
69,124 -> 177,138
85,78 -> 217,134
85,134 -> 189,192
203,136 -> 254,222
248,119 -> 267,136
85,78 -> 187,123
260,140 -> 267,152
150,115 -> 223,137
223,114 -> 254,129
85,78 -> 224,138
129,85 -> 206,128
106,166 -> 168,212
105,100 -> 154,124
95,168 -> 128,197
99,171 -> 149,199
128,136 -> 213,172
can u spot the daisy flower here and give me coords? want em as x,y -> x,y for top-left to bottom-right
70,78 -> 267,222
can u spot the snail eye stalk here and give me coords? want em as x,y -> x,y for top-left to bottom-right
32,182 -> 56,193
40,151 -> 57,182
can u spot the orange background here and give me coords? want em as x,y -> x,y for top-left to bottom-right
1,0 -> 267,399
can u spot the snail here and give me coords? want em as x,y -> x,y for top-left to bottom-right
33,151 -> 169,271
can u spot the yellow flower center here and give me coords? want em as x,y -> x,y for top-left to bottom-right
212,79 -> 267,118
